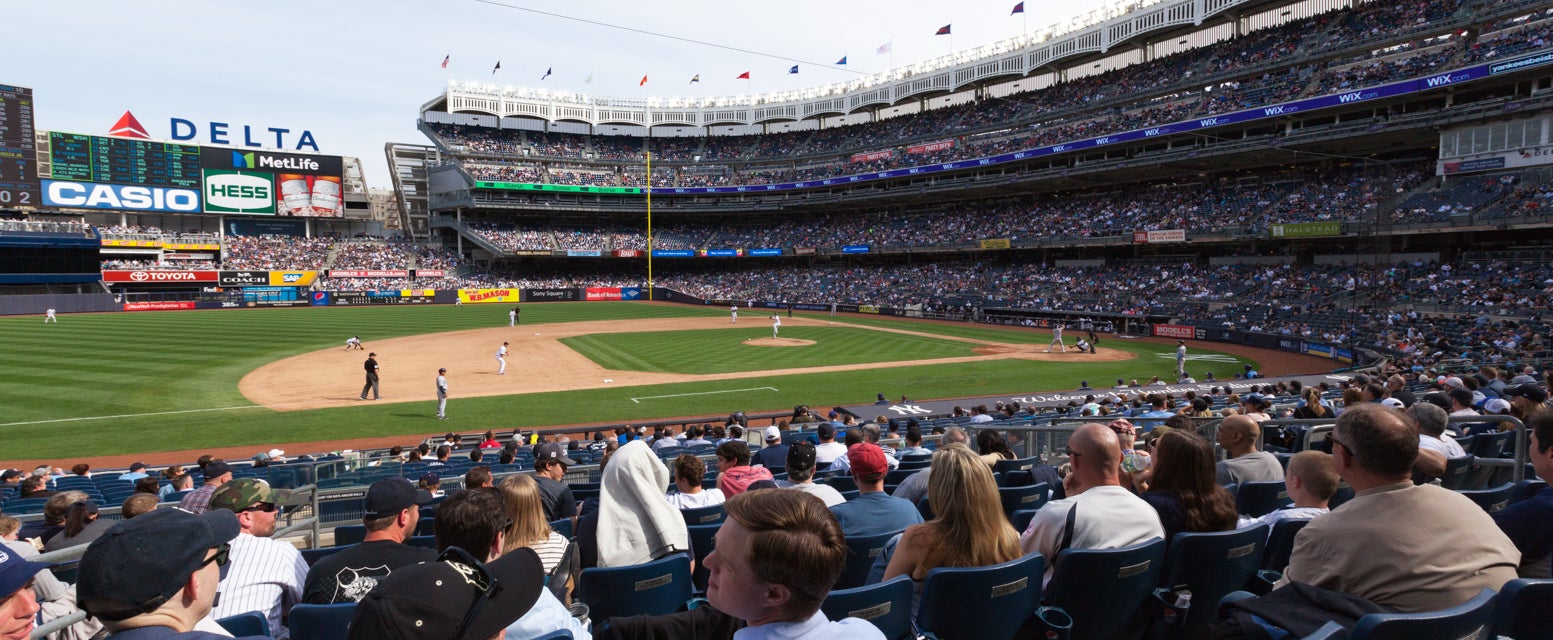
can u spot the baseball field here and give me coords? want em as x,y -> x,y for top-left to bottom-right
0,301 -> 1266,463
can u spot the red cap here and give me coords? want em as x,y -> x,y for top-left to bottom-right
848,443 -> 888,478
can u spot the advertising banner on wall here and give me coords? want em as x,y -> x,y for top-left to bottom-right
199,147 -> 344,217
1131,229 -> 1187,244
980,238 -> 1011,250
269,270 -> 318,286
201,170 -> 276,214
749,248 -> 782,257
1152,324 -> 1194,339
414,270 -> 446,278
525,288 -> 580,302
218,270 -> 269,286
906,140 -> 954,155
1269,222 -> 1342,238
614,250 -> 642,258
585,287 -> 622,301
45,180 -> 202,213
457,288 -> 520,304
850,150 -> 893,163
311,291 -> 331,306
123,301 -> 197,311
327,270 -> 409,278
102,270 -> 217,283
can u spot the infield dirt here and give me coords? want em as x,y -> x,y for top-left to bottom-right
240,316 -> 1131,411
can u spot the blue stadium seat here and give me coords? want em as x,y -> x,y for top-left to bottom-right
916,552 -> 1045,640
1348,588 -> 1497,639
301,544 -> 354,567
215,611 -> 269,637
993,456 -> 1041,478
288,602 -> 357,640
1458,483 -> 1516,514
998,483 -> 1050,520
835,529 -> 902,590
1155,524 -> 1269,639
838,489 -> 861,502
1010,509 -> 1039,534
821,575 -> 915,640
550,518 -> 574,539
405,535 -> 436,549
415,516 -> 436,537
826,476 -> 859,493
1438,454 -> 1476,490
333,524 -> 366,546
898,458 -> 932,471
680,504 -> 726,526
1235,481 -> 1293,518
1298,621 -> 1345,639
575,553 -> 694,622
1043,538 -> 1165,640
685,523 -> 719,594
1328,484 -> 1355,510
1261,518 -> 1311,573
916,496 -> 934,521
1490,578 -> 1553,640
884,469 -> 919,485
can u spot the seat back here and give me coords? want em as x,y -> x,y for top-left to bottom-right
332,524 -> 367,547
1261,519 -> 1311,572
998,483 -> 1050,520
1350,588 -> 1497,640
215,611 -> 270,638
547,541 -> 579,603
287,602 -> 357,640
1439,454 -> 1476,490
916,552 -> 1045,640
1490,578 -> 1553,640
1010,509 -> 1039,535
827,475 -> 859,492
680,503 -> 726,526
1234,481 -> 1293,518
821,575 -> 915,640
301,544 -> 356,567
835,530 -> 902,590
1046,538 -> 1166,640
1159,525 -> 1269,638
1457,483 -> 1516,515
993,456 -> 1041,477
686,523 -> 720,594
1470,431 -> 1513,458
575,553 -> 694,621
550,517 -> 574,539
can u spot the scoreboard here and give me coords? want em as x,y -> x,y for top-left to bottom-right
0,84 -> 39,207
46,132 -> 201,189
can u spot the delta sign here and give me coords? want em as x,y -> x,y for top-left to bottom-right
108,111 -> 320,151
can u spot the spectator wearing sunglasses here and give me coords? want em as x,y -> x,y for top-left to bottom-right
77,508 -> 268,639
207,478 -> 309,639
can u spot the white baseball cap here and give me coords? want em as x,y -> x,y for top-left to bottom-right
764,426 -> 781,442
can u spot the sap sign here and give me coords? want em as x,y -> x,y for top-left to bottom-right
170,118 -> 320,151
44,180 -> 200,212
203,171 -> 275,214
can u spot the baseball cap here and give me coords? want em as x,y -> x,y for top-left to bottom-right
848,443 -> 888,478
1443,376 -> 1466,390
77,508 -> 240,621
534,442 -> 578,466
368,352 -> 377,356
1510,373 -> 1539,386
1379,398 -> 1405,409
203,460 -> 232,478
419,472 -> 440,486
0,469 -> 21,482
349,547 -> 544,640
364,477 -> 435,519
764,426 -> 781,442
1504,384 -> 1550,403
787,442 -> 817,471
0,544 -> 48,600
128,462 -> 147,471
1484,398 -> 1513,415
817,423 -> 836,440
208,478 -> 305,513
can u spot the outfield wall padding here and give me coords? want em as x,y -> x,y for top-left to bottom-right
0,293 -> 118,316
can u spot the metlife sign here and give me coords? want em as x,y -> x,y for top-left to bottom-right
199,147 -> 343,176
202,171 -> 275,214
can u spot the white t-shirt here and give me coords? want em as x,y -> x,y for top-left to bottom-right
666,488 -> 726,510
789,481 -> 847,507
1419,434 -> 1467,458
1237,506 -> 1329,536
815,442 -> 847,464
1019,485 -> 1164,585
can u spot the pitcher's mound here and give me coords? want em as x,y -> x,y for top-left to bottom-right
745,337 -> 816,347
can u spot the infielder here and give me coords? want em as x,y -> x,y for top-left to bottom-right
1047,323 -> 1066,353
44,308 -> 57,323
345,336 -> 363,351
771,314 -> 781,339
509,307 -> 517,327
496,341 -> 509,375
436,368 -> 449,419
1176,340 -> 1187,377
730,304 -> 738,324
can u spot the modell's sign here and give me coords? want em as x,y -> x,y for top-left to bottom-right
1152,324 -> 1195,339
103,270 -> 218,283
327,270 -> 409,278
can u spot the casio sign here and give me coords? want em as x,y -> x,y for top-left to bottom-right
44,181 -> 200,212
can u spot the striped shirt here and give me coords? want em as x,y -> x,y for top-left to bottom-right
210,533 -> 308,640
178,484 -> 220,514
524,530 -> 571,574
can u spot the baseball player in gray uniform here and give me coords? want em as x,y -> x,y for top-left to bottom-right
436,368 -> 449,419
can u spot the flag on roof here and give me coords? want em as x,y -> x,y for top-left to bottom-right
640,74 -> 648,86
836,56 -> 847,65
737,71 -> 751,80
1011,2 -> 1024,15
876,42 -> 891,55
492,61 -> 501,75
789,65 -> 799,74
541,67 -> 552,80
690,74 -> 700,84
936,24 -> 951,35
441,54 -> 450,69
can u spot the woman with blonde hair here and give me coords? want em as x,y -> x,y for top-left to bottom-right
884,443 -> 1022,612
499,474 -> 570,572
1293,387 -> 1333,420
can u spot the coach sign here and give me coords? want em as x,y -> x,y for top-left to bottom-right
218,271 -> 268,286
103,270 -> 218,283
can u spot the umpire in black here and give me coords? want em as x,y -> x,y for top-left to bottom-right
360,352 -> 381,400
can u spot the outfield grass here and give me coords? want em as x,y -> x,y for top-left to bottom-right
561,326 -> 976,374
0,303 -> 1257,460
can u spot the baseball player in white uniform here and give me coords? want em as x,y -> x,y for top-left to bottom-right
1176,340 -> 1187,377
509,308 -> 517,327
496,341 -> 509,375
44,308 -> 57,323
344,336 -> 362,351
436,368 -> 449,419
1047,324 -> 1066,353
771,314 -> 781,339
730,304 -> 738,324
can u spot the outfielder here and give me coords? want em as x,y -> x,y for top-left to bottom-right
1047,323 -> 1066,353
436,368 -> 449,419
345,336 -> 363,351
496,341 -> 509,375
771,314 -> 781,339
730,304 -> 738,324
44,308 -> 57,323
509,307 -> 517,327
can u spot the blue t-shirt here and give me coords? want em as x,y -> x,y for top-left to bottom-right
1493,483 -> 1553,571
830,491 -> 923,538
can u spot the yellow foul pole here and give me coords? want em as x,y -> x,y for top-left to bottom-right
646,151 -> 653,300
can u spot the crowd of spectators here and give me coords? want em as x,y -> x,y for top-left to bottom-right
332,241 -> 417,271
222,236 -> 334,271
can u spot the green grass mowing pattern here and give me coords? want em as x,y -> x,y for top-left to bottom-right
0,303 -> 1257,460
560,326 -> 976,374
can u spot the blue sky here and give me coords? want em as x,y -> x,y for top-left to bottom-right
6,0 -> 1117,188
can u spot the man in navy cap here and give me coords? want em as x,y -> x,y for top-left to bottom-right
77,508 -> 268,639
532,442 -> 578,523
0,544 -> 48,640
303,477 -> 438,604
